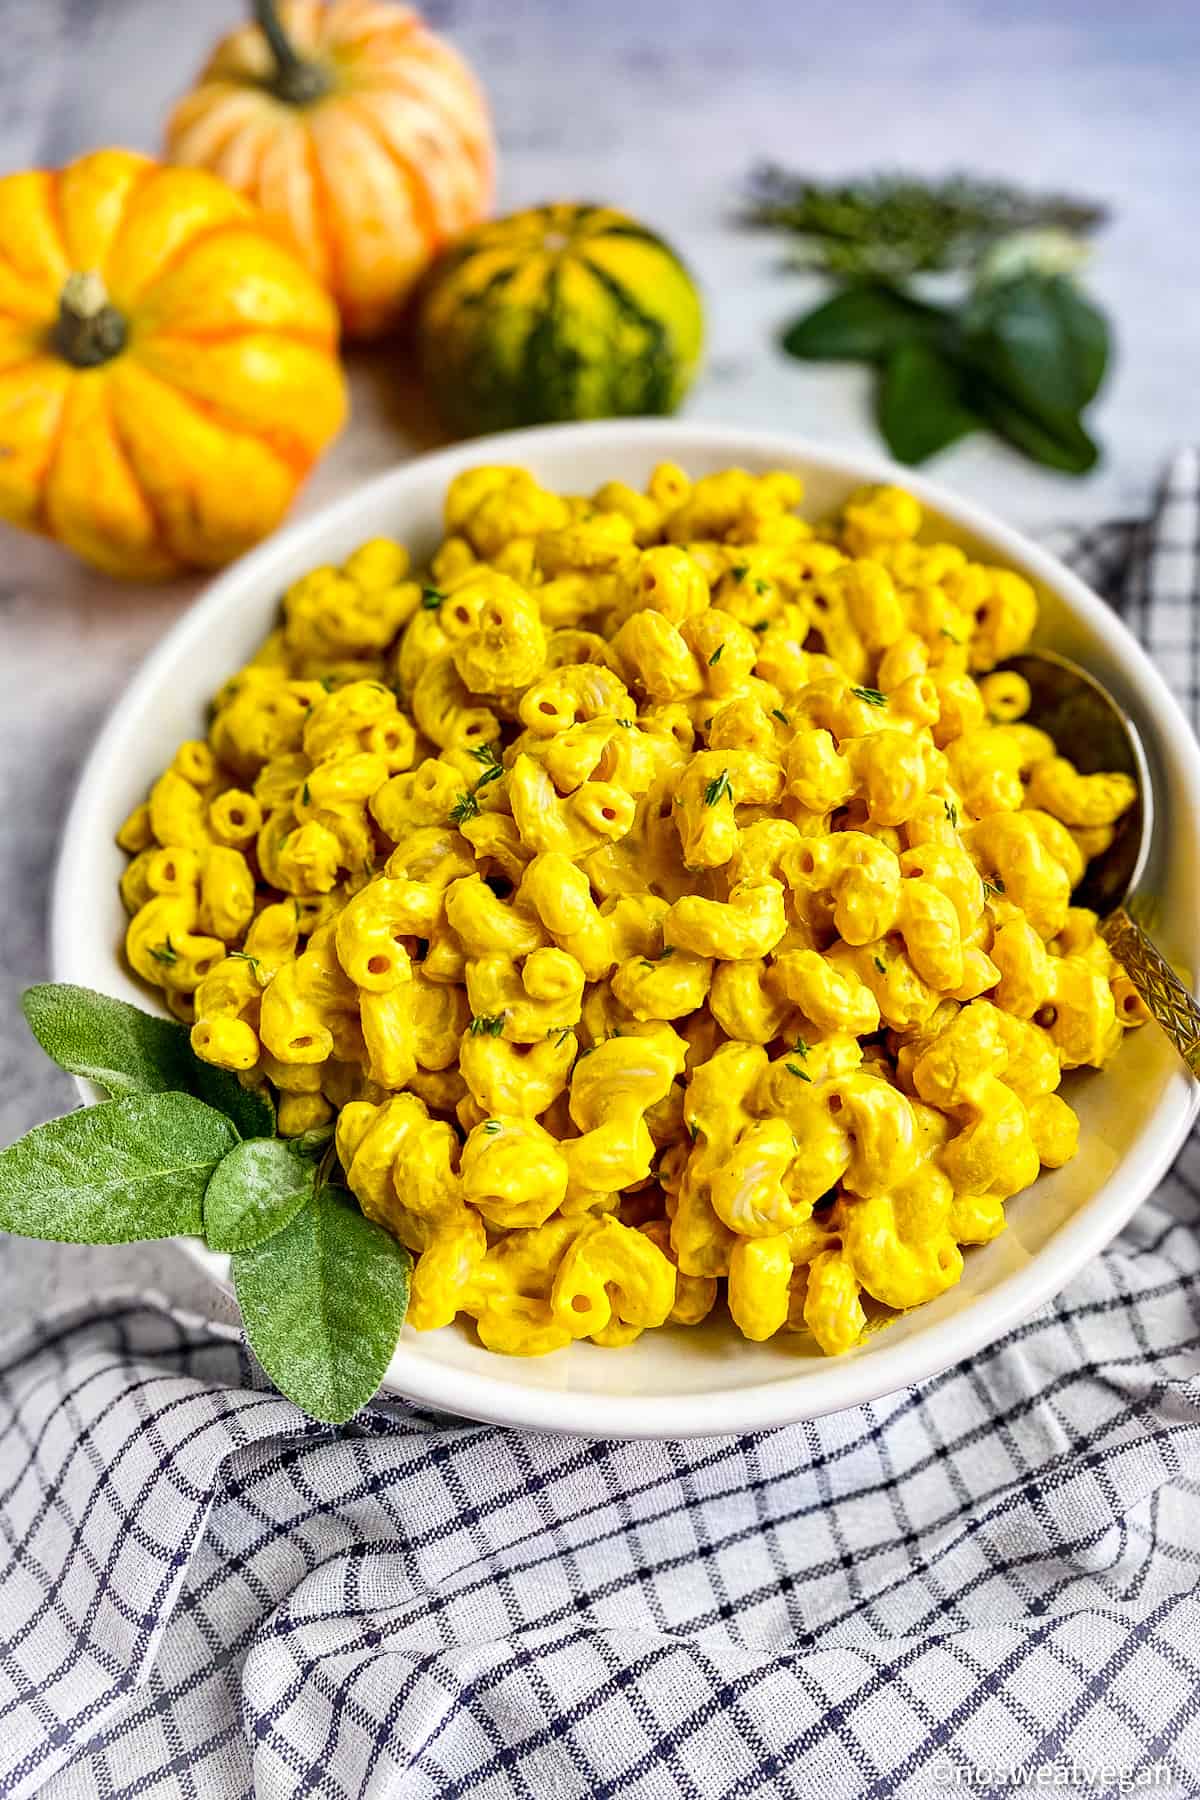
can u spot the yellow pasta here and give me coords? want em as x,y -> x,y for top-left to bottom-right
118,463 -> 1143,1358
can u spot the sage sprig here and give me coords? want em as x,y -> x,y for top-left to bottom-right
1,983 -> 413,1424
779,272 -> 1110,474
749,169 -> 1113,474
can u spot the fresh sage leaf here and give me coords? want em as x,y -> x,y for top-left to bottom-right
22,983 -> 274,1141
962,273 -> 1109,430
233,1187 -> 412,1424
204,1135 -> 319,1254
23,982 -> 192,1098
1038,276 -> 1109,408
878,343 -> 980,464
781,283 -> 949,363
972,382 -> 1099,474
0,1092 -> 237,1244
191,1065 -> 275,1143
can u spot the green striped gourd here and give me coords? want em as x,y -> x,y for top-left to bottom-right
417,203 -> 705,435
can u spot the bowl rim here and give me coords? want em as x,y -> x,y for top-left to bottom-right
52,418 -> 1200,1438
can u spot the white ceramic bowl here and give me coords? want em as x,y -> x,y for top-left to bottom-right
53,420 -> 1200,1438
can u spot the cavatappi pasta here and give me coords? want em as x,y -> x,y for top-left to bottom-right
117,463 -> 1147,1357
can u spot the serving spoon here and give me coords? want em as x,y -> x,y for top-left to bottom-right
1000,649 -> 1200,1078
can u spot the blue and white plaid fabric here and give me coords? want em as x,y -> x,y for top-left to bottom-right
2,455 -> 1199,1800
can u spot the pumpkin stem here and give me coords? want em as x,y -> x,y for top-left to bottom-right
252,0 -> 333,106
54,271 -> 127,368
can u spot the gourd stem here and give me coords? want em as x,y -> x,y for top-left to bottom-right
252,0 -> 333,105
53,271 -> 127,368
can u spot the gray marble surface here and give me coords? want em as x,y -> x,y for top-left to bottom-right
1,0 -> 1198,1327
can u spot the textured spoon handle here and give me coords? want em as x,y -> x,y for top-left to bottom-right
1102,907 -> 1200,1079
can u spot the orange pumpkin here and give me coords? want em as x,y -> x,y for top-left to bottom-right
0,148 -> 347,580
165,0 -> 495,339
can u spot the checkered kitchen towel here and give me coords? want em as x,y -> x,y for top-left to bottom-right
2,454 -> 1200,1800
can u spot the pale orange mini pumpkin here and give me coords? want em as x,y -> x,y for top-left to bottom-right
165,0 -> 495,339
0,148 -> 347,580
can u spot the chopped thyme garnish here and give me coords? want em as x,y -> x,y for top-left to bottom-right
786,1062 -> 812,1081
708,644 -> 724,666
421,586 -> 445,609
469,1014 -> 506,1036
852,685 -> 888,707
451,741 -> 505,824
704,768 -> 733,806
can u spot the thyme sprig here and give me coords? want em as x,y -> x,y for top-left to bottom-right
744,167 -> 1108,279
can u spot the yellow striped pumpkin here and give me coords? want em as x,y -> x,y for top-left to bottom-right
0,149 -> 346,579
417,203 -> 705,435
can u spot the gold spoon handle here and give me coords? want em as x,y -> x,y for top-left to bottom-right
1101,908 -> 1200,1079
